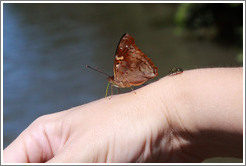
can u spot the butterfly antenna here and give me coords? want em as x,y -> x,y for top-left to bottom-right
86,65 -> 111,77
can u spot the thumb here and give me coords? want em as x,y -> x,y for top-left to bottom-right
3,118 -> 54,163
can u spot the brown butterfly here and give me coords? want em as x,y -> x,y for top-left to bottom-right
87,33 -> 158,97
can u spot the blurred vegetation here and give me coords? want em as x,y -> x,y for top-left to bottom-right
174,3 -> 243,64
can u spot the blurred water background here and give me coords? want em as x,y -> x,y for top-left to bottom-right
3,3 -> 243,163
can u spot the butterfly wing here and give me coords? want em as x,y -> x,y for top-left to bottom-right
113,33 -> 158,87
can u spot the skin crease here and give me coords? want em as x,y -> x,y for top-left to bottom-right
3,67 -> 243,163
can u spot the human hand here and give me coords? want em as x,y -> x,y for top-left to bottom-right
3,67 -> 243,163
3,77 -> 176,163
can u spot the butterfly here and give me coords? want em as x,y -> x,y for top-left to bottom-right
87,33 -> 158,97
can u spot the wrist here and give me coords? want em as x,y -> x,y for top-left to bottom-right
155,67 -> 243,161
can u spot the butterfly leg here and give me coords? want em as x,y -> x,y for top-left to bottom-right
108,84 -> 114,99
130,87 -> 136,94
105,82 -> 110,98
117,88 -> 121,94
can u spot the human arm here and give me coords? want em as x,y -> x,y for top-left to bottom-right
3,67 -> 243,163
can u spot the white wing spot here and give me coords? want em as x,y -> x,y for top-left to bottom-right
115,55 -> 124,60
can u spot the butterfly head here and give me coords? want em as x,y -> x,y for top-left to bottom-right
107,76 -> 114,83
107,76 -> 121,88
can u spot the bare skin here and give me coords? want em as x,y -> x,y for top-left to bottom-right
3,67 -> 243,163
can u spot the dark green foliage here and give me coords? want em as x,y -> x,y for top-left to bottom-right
175,3 -> 243,46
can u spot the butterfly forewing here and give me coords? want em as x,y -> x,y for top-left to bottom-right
113,33 -> 158,88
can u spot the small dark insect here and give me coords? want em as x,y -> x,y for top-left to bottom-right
169,67 -> 183,76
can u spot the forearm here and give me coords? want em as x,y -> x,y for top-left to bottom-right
3,67 -> 242,163
159,67 -> 243,160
